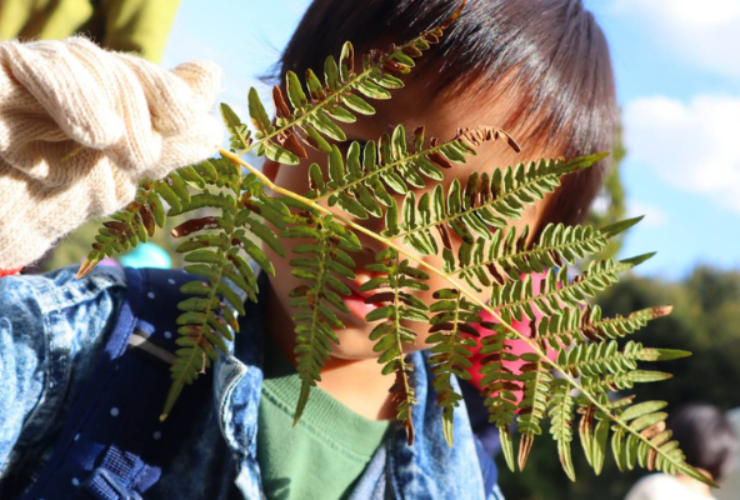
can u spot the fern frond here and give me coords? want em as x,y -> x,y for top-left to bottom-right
580,369 -> 674,394
396,154 -> 607,263
390,363 -> 417,446
162,158 -> 242,418
162,161 -> 287,420
282,211 -> 362,424
77,182 -> 163,277
455,216 -> 642,291
609,399 -> 706,482
557,339 -> 690,380
578,401 -> 612,475
536,304 -> 673,350
363,248 -> 429,444
426,288 -> 482,445
516,353 -> 553,471
221,103 -> 253,152
549,379 -> 577,481
81,98 -> 270,281
77,6 -> 709,486
479,323 -> 521,471
78,159 -> 223,278
305,126 -> 517,224
489,255 -> 651,324
245,21 -> 460,166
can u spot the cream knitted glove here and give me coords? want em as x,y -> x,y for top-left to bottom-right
0,37 -> 224,270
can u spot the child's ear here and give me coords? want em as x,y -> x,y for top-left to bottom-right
263,159 -> 280,182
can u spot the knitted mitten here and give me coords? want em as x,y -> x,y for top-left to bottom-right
0,37 -> 223,271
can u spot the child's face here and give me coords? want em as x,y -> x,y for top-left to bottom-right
262,81 -> 562,361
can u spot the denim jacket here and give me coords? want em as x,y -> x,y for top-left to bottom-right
0,266 -> 503,500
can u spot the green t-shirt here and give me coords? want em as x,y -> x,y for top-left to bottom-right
258,337 -> 389,500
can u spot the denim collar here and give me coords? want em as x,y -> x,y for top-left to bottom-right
212,277 -> 488,500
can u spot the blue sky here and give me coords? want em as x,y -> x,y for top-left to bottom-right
162,0 -> 740,279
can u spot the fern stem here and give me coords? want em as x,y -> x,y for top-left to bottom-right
219,148 -> 707,484
390,252 -> 415,426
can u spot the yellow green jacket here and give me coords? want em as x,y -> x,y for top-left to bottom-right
0,0 -> 181,63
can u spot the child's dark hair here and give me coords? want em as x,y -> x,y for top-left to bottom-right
279,0 -> 617,232
668,404 -> 738,482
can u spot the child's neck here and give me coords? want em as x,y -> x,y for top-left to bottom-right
264,286 -> 396,421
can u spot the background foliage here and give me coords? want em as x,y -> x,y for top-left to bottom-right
588,127 -> 626,261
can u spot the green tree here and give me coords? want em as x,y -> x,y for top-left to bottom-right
588,125 -> 626,260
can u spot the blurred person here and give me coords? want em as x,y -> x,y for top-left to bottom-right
0,0 -> 181,63
626,404 -> 739,500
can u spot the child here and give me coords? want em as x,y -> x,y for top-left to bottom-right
0,0 -> 617,499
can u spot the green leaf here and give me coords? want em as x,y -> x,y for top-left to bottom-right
147,191 -> 166,228
305,126 -> 333,153
592,416 -> 609,475
294,382 -> 312,426
155,182 -> 182,213
245,220 -> 285,257
305,69 -> 324,101
356,79 -> 392,99
621,252 -> 657,268
621,401 -> 668,422
600,216 -> 643,238
264,142 -> 301,165
309,113 -> 347,142
391,125 -> 407,159
308,163 -> 326,194
184,249 -> 219,264
339,41 -> 355,81
500,427 -> 516,472
324,56 -> 340,90
248,87 -> 272,134
342,94 -> 375,115
371,71 -> 404,89
325,105 -> 356,123
220,103 -> 251,150
286,71 -> 308,111
328,145 -> 346,187
639,348 -> 692,362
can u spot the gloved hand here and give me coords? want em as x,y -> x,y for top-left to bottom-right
0,37 -> 223,271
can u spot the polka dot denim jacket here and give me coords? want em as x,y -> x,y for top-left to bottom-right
0,266 -> 503,500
